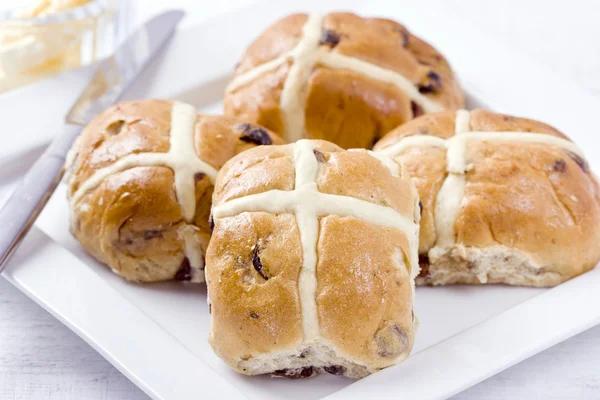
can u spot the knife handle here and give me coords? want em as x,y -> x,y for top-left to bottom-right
0,125 -> 80,272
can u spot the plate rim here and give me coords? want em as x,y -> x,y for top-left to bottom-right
3,0 -> 600,399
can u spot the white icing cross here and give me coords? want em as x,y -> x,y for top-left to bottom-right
227,13 -> 445,142
212,140 -> 419,342
71,102 -> 219,282
379,110 -> 586,251
434,109 -> 471,247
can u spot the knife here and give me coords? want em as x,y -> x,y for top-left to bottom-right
0,10 -> 185,271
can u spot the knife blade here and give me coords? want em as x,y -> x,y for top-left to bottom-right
0,10 -> 185,271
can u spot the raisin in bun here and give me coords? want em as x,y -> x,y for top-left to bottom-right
206,139 -> 420,378
66,99 -> 283,283
224,12 -> 464,149
375,109 -> 600,287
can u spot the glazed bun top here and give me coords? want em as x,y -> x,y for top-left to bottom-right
66,99 -> 283,283
207,139 -> 420,377
375,109 -> 600,285
225,12 -> 464,149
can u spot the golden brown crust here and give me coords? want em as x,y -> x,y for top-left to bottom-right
401,146 -> 446,254
224,62 -> 290,135
316,216 -> 414,368
375,110 -> 459,142
316,150 -> 415,218
374,110 -> 457,254
457,140 -> 599,279
67,99 -> 283,283
374,109 -> 600,286
213,144 -> 295,205
69,100 -> 173,194
469,109 -> 568,138
224,12 -> 464,149
304,68 -> 413,149
207,140 -> 417,376
207,212 -> 304,366
235,14 -> 306,74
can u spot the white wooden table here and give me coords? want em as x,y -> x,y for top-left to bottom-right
1,0 -> 599,399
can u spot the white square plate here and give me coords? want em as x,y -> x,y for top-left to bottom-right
3,1 -> 600,399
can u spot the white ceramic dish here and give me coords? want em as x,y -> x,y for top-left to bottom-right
3,1 -> 600,399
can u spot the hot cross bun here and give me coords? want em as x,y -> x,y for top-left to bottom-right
206,139 -> 420,378
66,99 -> 283,283
375,109 -> 600,286
224,12 -> 464,149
